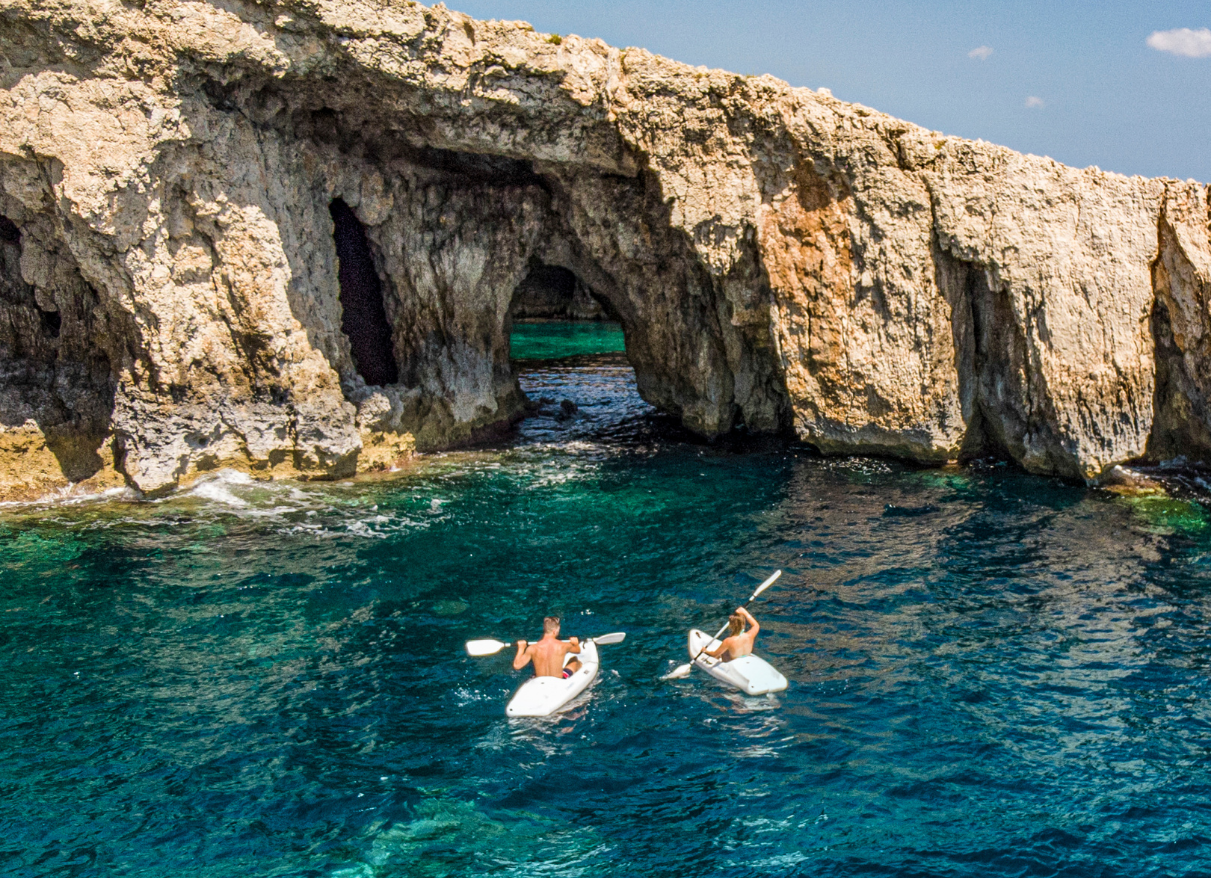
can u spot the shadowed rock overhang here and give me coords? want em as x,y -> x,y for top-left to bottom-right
0,0 -> 1208,501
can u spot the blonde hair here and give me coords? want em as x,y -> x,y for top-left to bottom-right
543,616 -> 561,635
728,614 -> 744,637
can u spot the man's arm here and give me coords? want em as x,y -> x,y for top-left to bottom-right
513,640 -> 533,670
566,636 -> 581,655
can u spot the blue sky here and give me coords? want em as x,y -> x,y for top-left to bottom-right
448,1 -> 1211,182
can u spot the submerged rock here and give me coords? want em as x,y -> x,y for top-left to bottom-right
0,0 -> 1208,500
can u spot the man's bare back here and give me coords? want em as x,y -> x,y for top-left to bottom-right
514,616 -> 582,678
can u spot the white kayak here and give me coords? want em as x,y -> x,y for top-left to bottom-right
687,629 -> 787,695
505,639 -> 599,717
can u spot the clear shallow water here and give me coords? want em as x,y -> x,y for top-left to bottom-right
3,326 -> 1211,877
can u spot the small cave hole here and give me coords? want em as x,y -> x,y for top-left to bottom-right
0,215 -> 19,245
39,307 -> 61,339
0,215 -> 60,340
329,199 -> 399,387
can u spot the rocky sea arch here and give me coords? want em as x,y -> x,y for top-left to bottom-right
0,0 -> 1209,501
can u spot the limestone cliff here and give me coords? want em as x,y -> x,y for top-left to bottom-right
0,0 -> 1207,500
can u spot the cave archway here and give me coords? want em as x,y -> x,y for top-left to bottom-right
505,258 -> 652,437
506,259 -> 626,361
330,199 -> 399,387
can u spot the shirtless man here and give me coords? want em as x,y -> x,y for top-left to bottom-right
706,606 -> 760,662
513,616 -> 582,679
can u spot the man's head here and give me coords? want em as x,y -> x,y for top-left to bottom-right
543,616 -> 561,636
728,614 -> 744,637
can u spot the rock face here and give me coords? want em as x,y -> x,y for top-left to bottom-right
0,0 -> 1208,500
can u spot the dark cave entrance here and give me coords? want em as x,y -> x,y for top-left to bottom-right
330,199 -> 399,387
0,214 -> 18,244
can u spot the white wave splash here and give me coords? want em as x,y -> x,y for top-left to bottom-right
185,470 -> 254,507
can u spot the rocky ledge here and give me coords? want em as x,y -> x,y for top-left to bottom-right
0,0 -> 1209,501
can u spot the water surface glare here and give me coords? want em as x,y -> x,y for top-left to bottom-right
3,323 -> 1211,877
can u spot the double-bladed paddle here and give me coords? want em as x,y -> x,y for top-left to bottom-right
465,631 -> 626,657
660,569 -> 782,681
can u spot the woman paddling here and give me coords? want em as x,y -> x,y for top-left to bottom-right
705,606 -> 760,662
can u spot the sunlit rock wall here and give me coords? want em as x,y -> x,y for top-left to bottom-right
0,0 -> 1207,499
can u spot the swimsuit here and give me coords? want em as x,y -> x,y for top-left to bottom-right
562,667 -> 574,679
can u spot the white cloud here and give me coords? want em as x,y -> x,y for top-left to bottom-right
1025,96 -> 1045,109
1147,27 -> 1211,58
968,45 -> 994,61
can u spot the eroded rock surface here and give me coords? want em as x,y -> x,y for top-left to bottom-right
0,0 -> 1208,499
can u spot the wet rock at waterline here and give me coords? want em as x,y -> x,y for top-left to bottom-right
0,0 -> 1209,500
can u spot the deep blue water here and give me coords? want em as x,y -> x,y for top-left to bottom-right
3,324 -> 1211,877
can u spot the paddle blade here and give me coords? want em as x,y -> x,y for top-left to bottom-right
592,632 -> 627,645
750,569 -> 782,600
660,662 -> 693,681
466,639 -> 508,657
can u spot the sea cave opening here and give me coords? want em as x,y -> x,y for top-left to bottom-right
330,199 -> 399,387
506,259 -> 652,440
507,259 -> 625,361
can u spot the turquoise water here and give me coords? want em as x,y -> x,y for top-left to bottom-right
4,325 -> 1211,876
509,320 -> 626,360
